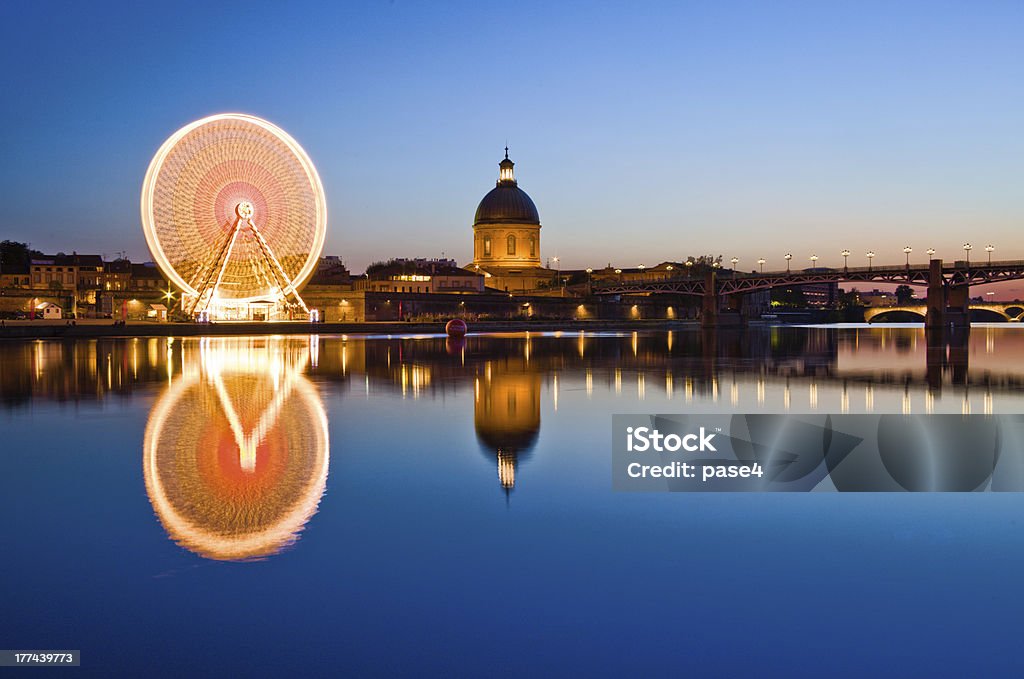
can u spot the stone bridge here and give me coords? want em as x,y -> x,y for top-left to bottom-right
864,303 -> 1024,323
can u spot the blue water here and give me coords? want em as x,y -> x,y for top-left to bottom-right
2,329 -> 1023,677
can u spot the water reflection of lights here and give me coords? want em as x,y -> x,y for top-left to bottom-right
144,338 -> 329,561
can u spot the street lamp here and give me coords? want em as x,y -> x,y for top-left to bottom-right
810,254 -> 818,268
638,264 -> 645,280
986,244 -> 994,265
585,267 -> 593,291
926,248 -> 936,260
903,246 -> 912,267
757,258 -> 766,273
963,243 -> 972,266
840,250 -> 850,270
685,260 -> 692,277
784,253 -> 792,272
866,251 -> 875,271
730,257 -> 739,270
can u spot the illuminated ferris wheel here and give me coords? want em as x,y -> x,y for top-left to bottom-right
141,114 -> 327,320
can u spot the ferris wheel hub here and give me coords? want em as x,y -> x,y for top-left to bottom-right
236,201 -> 255,219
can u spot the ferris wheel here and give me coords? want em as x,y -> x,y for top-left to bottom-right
141,114 -> 327,320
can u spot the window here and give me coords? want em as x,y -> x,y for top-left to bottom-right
507,234 -> 516,255
483,236 -> 491,257
529,237 -> 536,257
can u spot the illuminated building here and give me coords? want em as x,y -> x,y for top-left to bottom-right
471,149 -> 554,293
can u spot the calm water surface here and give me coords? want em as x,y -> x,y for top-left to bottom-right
2,326 -> 1024,677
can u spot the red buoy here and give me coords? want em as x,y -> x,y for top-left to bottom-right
445,318 -> 468,337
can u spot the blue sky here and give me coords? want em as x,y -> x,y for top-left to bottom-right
1,0 -> 1021,275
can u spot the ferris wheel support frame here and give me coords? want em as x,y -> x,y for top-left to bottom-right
184,202 -> 311,319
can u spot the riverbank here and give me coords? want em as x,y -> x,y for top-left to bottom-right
0,318 -> 702,340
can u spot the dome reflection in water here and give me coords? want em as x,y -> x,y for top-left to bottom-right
143,337 -> 329,561
474,356 -> 540,496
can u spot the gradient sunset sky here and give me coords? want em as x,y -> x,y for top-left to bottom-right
1,1 -> 1021,288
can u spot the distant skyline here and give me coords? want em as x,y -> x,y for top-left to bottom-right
1,1 -> 1022,290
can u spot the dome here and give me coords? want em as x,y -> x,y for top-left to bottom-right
473,185 -> 540,225
473,150 -> 541,225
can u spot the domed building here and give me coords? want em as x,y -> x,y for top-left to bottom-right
471,149 -> 554,292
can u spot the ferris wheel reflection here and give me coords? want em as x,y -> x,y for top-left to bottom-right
143,337 -> 329,561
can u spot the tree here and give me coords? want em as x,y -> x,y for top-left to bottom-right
895,285 -> 915,305
771,287 -> 808,308
0,241 -> 42,268
837,287 -> 861,310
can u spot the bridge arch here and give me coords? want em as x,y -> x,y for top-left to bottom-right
866,308 -> 926,323
970,308 -> 1009,323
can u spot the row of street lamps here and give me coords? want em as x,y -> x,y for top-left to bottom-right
741,244 -> 996,273
592,243 -> 999,281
